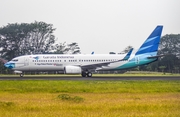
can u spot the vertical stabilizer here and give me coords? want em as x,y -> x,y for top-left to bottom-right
135,26 -> 163,55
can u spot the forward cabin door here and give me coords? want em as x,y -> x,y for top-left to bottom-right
24,56 -> 29,70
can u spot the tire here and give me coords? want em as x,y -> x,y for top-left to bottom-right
87,72 -> 92,77
20,73 -> 24,77
81,71 -> 86,77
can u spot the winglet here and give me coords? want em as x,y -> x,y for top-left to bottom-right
122,48 -> 133,60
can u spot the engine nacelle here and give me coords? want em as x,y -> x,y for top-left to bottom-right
64,66 -> 82,74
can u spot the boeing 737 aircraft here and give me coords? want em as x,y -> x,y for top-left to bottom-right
4,26 -> 163,77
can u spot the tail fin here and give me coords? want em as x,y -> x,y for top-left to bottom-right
135,26 -> 163,55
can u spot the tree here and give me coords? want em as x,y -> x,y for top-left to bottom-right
159,66 -> 166,73
146,34 -> 180,73
0,23 -> 30,60
109,52 -> 116,54
66,42 -> 81,54
29,21 -> 56,54
0,21 -> 56,60
158,54 -> 179,73
53,42 -> 81,54
121,45 -> 133,53
159,34 -> 180,58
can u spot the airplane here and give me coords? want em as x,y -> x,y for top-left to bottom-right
4,25 -> 163,77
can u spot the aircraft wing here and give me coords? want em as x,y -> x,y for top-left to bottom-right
80,48 -> 133,70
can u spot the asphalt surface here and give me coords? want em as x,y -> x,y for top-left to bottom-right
0,76 -> 180,80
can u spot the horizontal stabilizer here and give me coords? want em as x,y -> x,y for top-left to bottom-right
147,54 -> 168,59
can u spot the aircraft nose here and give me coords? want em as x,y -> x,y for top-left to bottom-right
4,62 -> 8,68
4,62 -> 15,69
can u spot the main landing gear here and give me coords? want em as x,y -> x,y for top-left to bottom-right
81,71 -> 92,77
20,73 -> 24,77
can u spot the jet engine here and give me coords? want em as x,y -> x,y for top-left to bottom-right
64,66 -> 82,74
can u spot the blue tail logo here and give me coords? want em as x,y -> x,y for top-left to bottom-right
135,26 -> 163,55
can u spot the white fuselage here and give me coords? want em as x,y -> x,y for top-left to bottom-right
10,54 -> 134,72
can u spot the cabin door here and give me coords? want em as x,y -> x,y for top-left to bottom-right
24,57 -> 29,66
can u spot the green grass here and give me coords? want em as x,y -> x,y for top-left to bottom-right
0,80 -> 180,116
0,80 -> 180,93
0,71 -> 180,77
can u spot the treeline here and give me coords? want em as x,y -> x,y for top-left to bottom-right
0,21 -> 80,74
0,21 -> 179,74
0,21 -> 80,61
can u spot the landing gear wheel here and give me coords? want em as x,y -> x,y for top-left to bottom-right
20,73 -> 24,77
87,72 -> 92,77
81,71 -> 86,77
81,71 -> 92,77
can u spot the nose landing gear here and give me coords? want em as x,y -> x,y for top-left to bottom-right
20,73 -> 24,77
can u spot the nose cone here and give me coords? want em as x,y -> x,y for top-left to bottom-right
4,62 -> 15,69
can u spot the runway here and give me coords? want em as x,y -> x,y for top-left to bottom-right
0,76 -> 180,80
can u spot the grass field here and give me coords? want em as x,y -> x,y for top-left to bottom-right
0,71 -> 180,77
0,80 -> 180,117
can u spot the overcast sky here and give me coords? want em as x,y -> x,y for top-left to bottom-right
0,0 -> 180,54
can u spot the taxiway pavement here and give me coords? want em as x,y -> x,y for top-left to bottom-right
0,76 -> 180,80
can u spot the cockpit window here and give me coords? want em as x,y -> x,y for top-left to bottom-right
12,59 -> 18,62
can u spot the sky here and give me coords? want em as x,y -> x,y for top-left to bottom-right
0,0 -> 180,54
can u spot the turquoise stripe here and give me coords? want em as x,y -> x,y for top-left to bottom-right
114,58 -> 156,70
